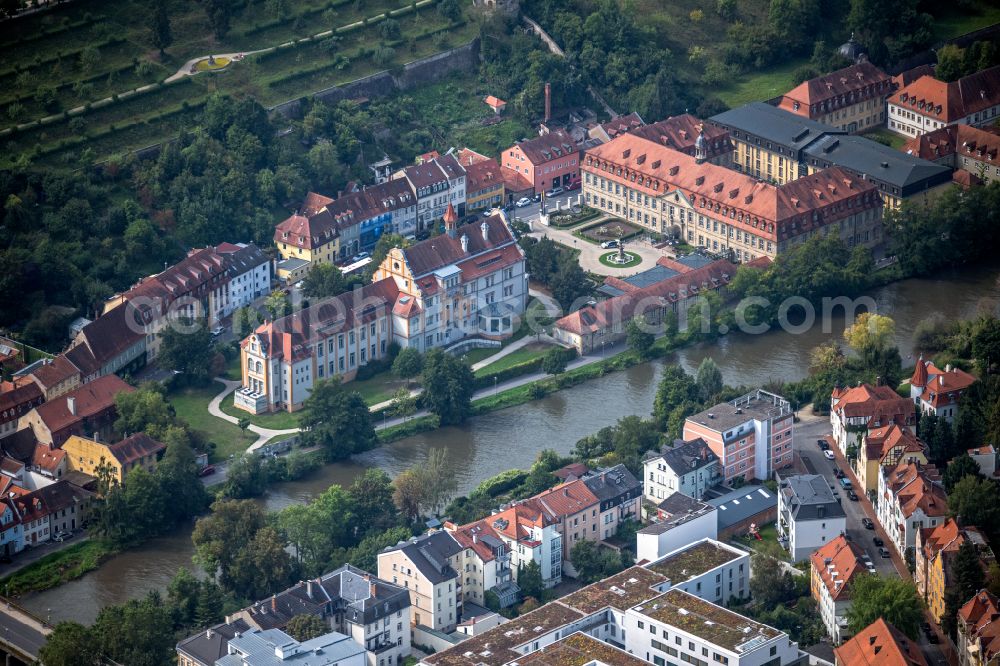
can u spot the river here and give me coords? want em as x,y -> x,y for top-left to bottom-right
22,262 -> 1000,624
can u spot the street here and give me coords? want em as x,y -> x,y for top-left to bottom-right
791,408 -> 950,666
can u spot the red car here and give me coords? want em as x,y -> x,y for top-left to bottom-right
566,179 -> 581,191
198,464 -> 216,477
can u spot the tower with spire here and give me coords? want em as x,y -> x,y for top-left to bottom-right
443,203 -> 458,238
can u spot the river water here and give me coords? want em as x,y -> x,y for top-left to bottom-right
22,263 -> 1000,624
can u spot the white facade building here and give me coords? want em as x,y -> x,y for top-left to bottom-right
216,243 -> 273,317
637,493 -> 718,564
643,438 -> 722,502
777,475 -> 847,563
646,538 -> 751,604
876,459 -> 947,557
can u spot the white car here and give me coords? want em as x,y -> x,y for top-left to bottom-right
515,197 -> 532,208
600,240 -> 619,249
823,450 -> 836,460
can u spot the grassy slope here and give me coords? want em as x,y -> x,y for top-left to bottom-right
0,539 -> 117,596
473,342 -> 554,378
168,385 -> 250,461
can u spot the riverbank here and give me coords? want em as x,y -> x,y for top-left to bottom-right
0,540 -> 118,597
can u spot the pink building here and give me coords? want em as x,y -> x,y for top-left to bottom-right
683,390 -> 794,482
500,129 -> 579,195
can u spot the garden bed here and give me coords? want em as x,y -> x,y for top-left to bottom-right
575,219 -> 645,245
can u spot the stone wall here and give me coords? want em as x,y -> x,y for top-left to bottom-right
270,38 -> 480,118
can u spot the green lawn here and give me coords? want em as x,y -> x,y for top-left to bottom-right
932,5 -> 1000,41
716,57 -> 810,109
351,370 -> 415,406
474,342 -> 554,378
461,347 -> 502,366
861,128 -> 907,150
223,354 -> 243,381
734,522 -> 788,560
0,539 -> 117,596
167,384 -> 251,461
218,394 -> 300,430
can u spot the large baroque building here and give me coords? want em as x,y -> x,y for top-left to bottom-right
238,213 -> 527,413
887,65 -> 1000,138
776,62 -> 894,132
581,132 -> 885,262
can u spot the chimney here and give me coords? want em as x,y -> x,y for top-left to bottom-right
481,221 -> 489,243
67,396 -> 76,416
544,83 -> 551,123
460,234 -> 469,253
370,582 -> 377,598
307,579 -> 314,599
271,594 -> 277,611
206,629 -> 214,639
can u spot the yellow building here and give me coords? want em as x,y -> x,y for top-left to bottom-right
62,432 -> 166,485
776,62 -> 893,133
855,424 -> 926,494
915,519 -> 995,623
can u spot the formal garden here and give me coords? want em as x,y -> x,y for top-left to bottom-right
575,219 -> 645,245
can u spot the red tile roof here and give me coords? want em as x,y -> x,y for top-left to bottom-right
29,375 -> 134,438
910,359 -> 976,409
779,62 -> 892,117
0,380 -> 43,427
831,383 -> 915,429
27,355 -> 81,392
811,535 -> 867,602
108,433 -> 166,467
32,444 -> 66,474
629,114 -> 732,160
484,95 -> 506,110
511,129 -> 578,166
463,158 -> 504,195
533,479 -> 599,517
584,134 -> 882,242
893,65 -> 1000,124
959,590 -> 1000,663
883,460 -> 947,519
834,618 -> 928,666
904,123 -> 1000,162
399,215 -> 520,278
599,112 -> 645,139
864,424 -> 924,465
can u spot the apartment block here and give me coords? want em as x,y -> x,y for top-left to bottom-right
643,438 -> 722,502
909,356 -> 977,422
887,65 -> 1000,138
810,535 -> 867,643
637,493 -> 718,564
778,474 -> 847,562
915,519 -> 994,624
500,129 -> 580,194
683,390 -> 794,482
378,531 -> 464,634
830,383 -> 915,457
777,62 -> 893,132
876,459 -> 947,557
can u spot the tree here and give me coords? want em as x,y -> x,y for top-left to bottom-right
159,319 -> 215,384
347,469 -> 399,534
286,614 -> 329,641
115,385 -> 174,439
844,574 -> 923,638
652,365 -> 698,430
228,526 -> 296,599
570,540 -> 626,583
749,554 -> 799,606
392,347 -> 423,379
92,592 -> 176,666
844,313 -> 896,366
379,18 -> 401,41
389,386 -> 417,422
541,347 -> 569,375
518,559 -> 545,601
943,540 -> 987,637
265,289 -> 289,319
149,2 -> 173,55
393,468 -> 427,523
971,315 -> 1000,375
192,499 -> 268,590
222,454 -> 269,498
935,44 -> 966,82
438,0 -> 461,23
421,348 -> 475,425
550,255 -> 590,313
203,0 -> 234,38
942,454 -> 984,493
238,416 -> 251,439
302,262 -> 349,299
949,476 -> 1000,539
298,379 -> 377,460
520,237 -> 560,286
38,622 -> 100,666
695,357 -> 724,402
626,317 -> 655,357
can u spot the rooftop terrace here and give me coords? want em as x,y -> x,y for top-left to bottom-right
639,589 -> 782,652
517,633 -> 648,666
560,567 -> 666,613
648,541 -> 745,584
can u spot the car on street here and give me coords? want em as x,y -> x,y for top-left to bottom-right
198,464 -> 216,477
847,489 -> 859,501
873,536 -> 885,547
545,186 -> 564,197
834,468 -> 845,479
515,197 -> 532,208
879,546 -> 891,558
823,450 -> 836,460
862,517 -> 875,529
816,438 -> 829,449
924,624 -> 939,643
567,179 -> 581,191
839,477 -> 853,489
210,326 -> 225,337
601,240 -> 619,249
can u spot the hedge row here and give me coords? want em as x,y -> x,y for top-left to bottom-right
241,0 -> 358,36
4,14 -> 98,47
470,469 -> 530,499
1,35 -> 127,78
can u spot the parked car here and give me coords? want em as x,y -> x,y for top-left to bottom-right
823,450 -> 836,460
210,326 -> 225,337
862,517 -> 875,530
816,438 -> 829,449
55,531 -> 72,540
873,536 -> 884,547
545,186 -> 564,197
847,490 -> 859,501
839,477 -> 853,489
601,240 -> 619,249
879,546 -> 891,559
515,197 -> 532,208
198,464 -> 216,477
834,469 -> 845,479
567,180 -> 581,191
924,624 -> 939,643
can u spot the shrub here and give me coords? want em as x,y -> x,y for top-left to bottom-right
690,9 -> 704,21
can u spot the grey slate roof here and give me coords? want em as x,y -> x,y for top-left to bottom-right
645,438 -> 719,476
176,619 -> 250,666
707,486 -> 777,530
802,134 -> 952,193
384,530 -> 462,585
780,474 -> 846,521
640,493 -> 716,536
582,464 -> 642,505
709,102 -> 844,155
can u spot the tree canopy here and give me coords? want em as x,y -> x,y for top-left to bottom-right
298,379 -> 377,461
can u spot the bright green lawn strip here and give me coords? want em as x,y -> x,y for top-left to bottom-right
378,414 -> 439,443
715,57 -> 810,109
473,344 -> 554,378
932,6 -> 1000,41
168,385 -> 250,462
0,539 -> 118,596
598,251 -> 643,268
733,522 -> 788,561
218,395 -> 301,430
351,371 -> 415,407
460,348 -> 500,366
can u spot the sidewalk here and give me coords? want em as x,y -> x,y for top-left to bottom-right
207,379 -> 298,451
0,534 -> 90,579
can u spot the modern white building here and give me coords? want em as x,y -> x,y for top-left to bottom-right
646,538 -> 751,604
876,459 -> 947,557
643,438 -> 722,502
777,475 -> 846,562
216,627 -> 367,666
419,556 -> 806,666
637,493 -> 718,564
